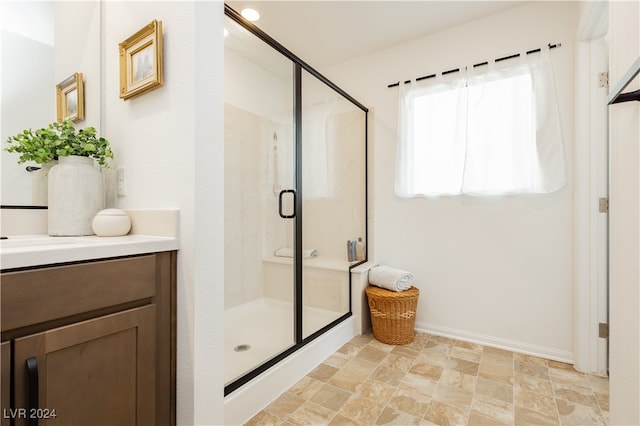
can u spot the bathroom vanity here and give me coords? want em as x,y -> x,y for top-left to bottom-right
0,236 -> 178,426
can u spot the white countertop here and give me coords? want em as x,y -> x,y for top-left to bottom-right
0,234 -> 180,270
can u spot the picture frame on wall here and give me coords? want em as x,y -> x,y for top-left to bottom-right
119,20 -> 164,100
56,73 -> 84,122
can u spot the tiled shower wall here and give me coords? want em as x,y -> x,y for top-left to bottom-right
224,102 -> 366,310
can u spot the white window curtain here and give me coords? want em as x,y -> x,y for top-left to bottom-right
395,49 -> 565,197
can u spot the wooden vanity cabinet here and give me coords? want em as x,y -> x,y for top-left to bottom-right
1,252 -> 176,426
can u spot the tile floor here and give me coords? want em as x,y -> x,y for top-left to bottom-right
245,332 -> 609,425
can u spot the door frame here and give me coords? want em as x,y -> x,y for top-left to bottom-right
574,1 -> 609,376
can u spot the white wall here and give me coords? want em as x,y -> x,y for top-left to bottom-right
54,1 -> 101,130
1,1 -> 102,206
1,29 -> 53,205
608,1 -> 640,424
1,1 -> 54,205
102,2 -> 224,425
327,2 -> 578,360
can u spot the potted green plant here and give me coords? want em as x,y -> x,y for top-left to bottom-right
4,120 -> 114,236
4,120 -> 113,166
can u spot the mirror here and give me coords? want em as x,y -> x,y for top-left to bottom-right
1,1 -> 101,206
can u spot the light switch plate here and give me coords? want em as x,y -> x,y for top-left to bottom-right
117,167 -> 126,197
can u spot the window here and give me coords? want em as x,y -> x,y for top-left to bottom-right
395,51 -> 565,197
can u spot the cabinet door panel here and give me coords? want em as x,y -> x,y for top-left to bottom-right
13,306 -> 155,426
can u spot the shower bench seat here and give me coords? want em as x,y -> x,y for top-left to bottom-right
263,255 -> 356,271
262,255 -> 353,313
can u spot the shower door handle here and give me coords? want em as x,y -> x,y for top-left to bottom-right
278,189 -> 296,218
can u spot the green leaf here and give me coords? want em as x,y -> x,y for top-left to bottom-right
4,120 -> 113,166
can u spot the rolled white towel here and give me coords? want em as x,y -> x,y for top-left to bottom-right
369,265 -> 413,292
274,247 -> 318,259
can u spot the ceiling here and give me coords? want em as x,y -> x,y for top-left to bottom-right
225,1 -> 527,69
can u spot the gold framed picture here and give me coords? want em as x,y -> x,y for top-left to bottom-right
119,20 -> 164,100
56,73 -> 84,122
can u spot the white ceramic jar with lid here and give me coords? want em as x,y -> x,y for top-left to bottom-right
92,209 -> 132,236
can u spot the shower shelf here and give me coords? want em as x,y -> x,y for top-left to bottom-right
264,255 -> 354,272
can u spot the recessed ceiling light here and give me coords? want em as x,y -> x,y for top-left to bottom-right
241,8 -> 260,22
224,28 -> 229,37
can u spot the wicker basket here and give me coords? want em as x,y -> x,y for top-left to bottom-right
366,285 -> 419,345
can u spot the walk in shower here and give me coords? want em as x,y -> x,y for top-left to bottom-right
223,5 -> 368,394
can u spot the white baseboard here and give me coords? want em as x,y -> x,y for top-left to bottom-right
415,321 -> 574,364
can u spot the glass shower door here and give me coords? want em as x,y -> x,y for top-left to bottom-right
300,69 -> 367,339
223,15 -> 296,386
224,5 -> 367,394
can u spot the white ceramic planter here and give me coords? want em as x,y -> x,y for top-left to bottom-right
32,161 -> 57,206
48,155 -> 104,236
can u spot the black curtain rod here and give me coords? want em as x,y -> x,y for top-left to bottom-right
387,43 -> 561,88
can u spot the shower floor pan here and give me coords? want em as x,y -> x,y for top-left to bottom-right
224,297 -> 343,385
